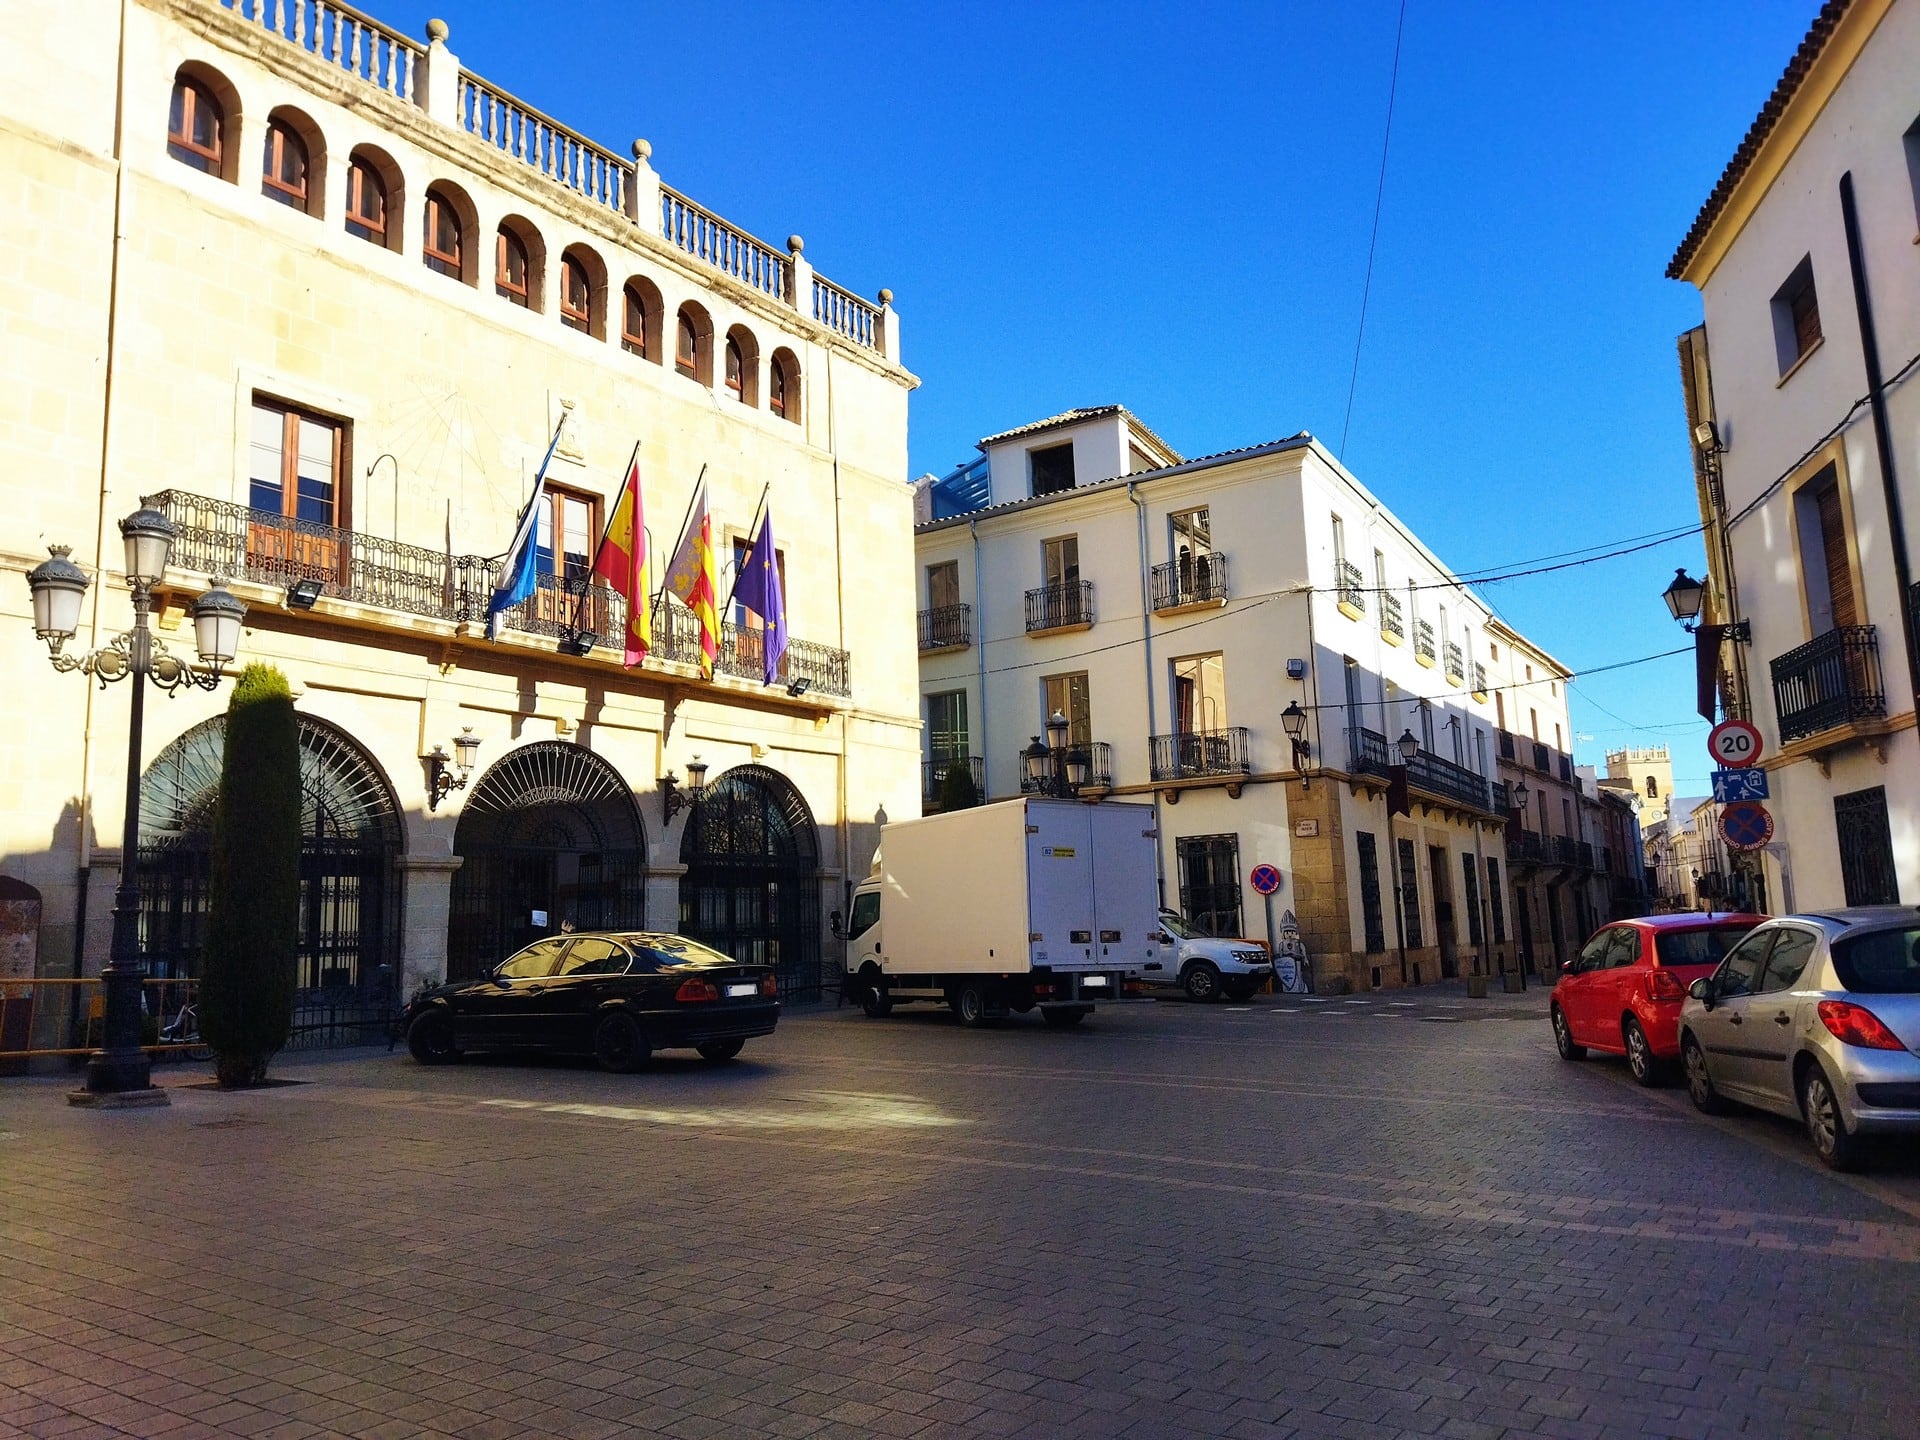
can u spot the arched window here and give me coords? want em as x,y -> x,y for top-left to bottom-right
768,349 -> 800,423
621,280 -> 657,360
560,255 -> 591,332
167,74 -> 224,175
496,227 -> 531,306
261,117 -> 311,211
677,312 -> 698,374
724,336 -> 745,399
675,303 -> 712,383
344,154 -> 389,245
724,325 -> 759,406
1646,775 -> 1659,799
423,185 -> 465,279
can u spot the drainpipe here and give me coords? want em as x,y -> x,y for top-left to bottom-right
1838,172 -> 1920,715
826,350 -> 852,925
970,517 -> 988,797
1128,482 -> 1165,907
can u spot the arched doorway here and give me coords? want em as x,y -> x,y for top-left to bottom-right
137,714 -> 404,993
447,742 -> 646,979
679,765 -> 821,1001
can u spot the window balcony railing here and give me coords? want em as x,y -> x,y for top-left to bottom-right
1018,740 -> 1114,793
1347,726 -> 1493,813
1414,619 -> 1436,664
152,489 -> 851,696
1553,835 -> 1578,866
1445,643 -> 1465,682
1150,553 -> 1230,611
918,603 -> 972,652
1491,780 -> 1512,813
1770,625 -> 1885,742
1025,579 -> 1094,633
1336,559 -> 1366,612
1498,729 -> 1515,760
1533,740 -> 1551,772
1150,727 -> 1253,782
923,755 -> 983,804
1380,591 -> 1404,642
1472,661 -> 1488,697
1509,830 -> 1547,864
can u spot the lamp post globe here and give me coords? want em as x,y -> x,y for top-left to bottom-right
453,726 -> 481,774
190,584 -> 247,666
1045,709 -> 1069,752
1280,700 -> 1307,742
1512,778 -> 1530,812
119,500 -> 176,587
1065,746 -> 1091,791
1022,735 -> 1049,791
1396,728 -> 1419,763
26,545 -> 90,644
1662,567 -> 1705,629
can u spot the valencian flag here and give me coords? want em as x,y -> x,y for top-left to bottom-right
665,479 -> 719,677
486,418 -> 567,639
589,451 -> 652,666
734,504 -> 787,684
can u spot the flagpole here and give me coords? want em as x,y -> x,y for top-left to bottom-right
721,481 -> 772,616
492,414 -> 568,563
574,439 -> 642,639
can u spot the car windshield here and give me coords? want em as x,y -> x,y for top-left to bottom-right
633,935 -> 740,969
1654,925 -> 1757,968
1159,912 -> 1195,940
1832,927 -> 1920,994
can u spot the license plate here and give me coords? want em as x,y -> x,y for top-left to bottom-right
725,983 -> 758,998
1081,976 -> 1108,988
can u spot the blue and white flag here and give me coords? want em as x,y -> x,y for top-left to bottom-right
486,419 -> 567,639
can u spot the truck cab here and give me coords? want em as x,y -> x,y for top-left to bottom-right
1136,908 -> 1273,1002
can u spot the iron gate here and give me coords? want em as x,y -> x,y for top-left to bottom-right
1835,786 -> 1899,906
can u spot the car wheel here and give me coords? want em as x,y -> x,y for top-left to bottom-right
1801,1063 -> 1866,1172
1623,1016 -> 1664,1087
1042,1008 -> 1085,1030
859,971 -> 893,1019
406,1011 -> 459,1065
1551,1005 -> 1585,1061
1223,978 -> 1258,1002
952,982 -> 989,1028
697,1038 -> 745,1063
1182,962 -> 1221,1003
592,1012 -> 650,1074
1682,1034 -> 1729,1115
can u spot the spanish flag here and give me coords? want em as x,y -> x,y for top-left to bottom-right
588,452 -> 651,666
665,479 -> 719,678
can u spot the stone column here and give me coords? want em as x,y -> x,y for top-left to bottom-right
626,139 -> 660,233
397,853 -> 463,993
877,289 -> 900,362
787,235 -> 812,315
418,19 -> 461,128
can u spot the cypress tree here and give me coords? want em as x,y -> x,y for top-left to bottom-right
198,664 -> 302,1087
939,760 -> 979,811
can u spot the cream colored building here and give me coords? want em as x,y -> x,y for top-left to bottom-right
1600,746 -> 1674,829
0,0 -> 919,1036
914,406 -> 1533,992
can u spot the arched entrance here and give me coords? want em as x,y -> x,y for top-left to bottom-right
679,765 -> 821,1001
137,714 -> 404,993
447,742 -> 646,979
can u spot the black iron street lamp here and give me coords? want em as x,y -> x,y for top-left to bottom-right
1022,709 -> 1089,798
659,755 -> 709,821
26,501 -> 246,1102
1280,700 -> 1311,789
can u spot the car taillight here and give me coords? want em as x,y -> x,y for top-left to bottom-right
759,974 -> 778,997
675,978 -> 720,1003
1032,982 -> 1056,998
1817,1000 -> 1906,1050
1649,969 -> 1686,1001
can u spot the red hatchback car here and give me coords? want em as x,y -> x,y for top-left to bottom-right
1551,913 -> 1767,1085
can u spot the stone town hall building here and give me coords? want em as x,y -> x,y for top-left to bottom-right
0,0 -> 919,1038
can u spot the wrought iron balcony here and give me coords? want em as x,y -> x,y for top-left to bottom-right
1018,740 -> 1114,792
1347,726 -> 1493,813
1380,591 -> 1404,642
1414,619 -> 1436,664
1472,661 -> 1488,696
1532,741 -> 1551,772
918,603 -> 972,652
152,490 -> 850,696
1498,729 -> 1515,760
1336,559 -> 1366,612
923,755 -> 983,803
1151,727 -> 1252,782
1025,579 -> 1094,633
1150,553 -> 1230,611
1509,829 -> 1547,864
1444,643 -> 1465,682
1770,625 -> 1885,742
1492,780 -> 1512,812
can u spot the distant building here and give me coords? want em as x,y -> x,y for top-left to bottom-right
1601,746 -> 1674,828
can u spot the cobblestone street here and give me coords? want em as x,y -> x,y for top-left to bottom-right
4,988 -> 1918,1439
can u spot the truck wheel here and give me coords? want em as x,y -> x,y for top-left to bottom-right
860,975 -> 893,1019
951,982 -> 990,1028
1042,1008 -> 1085,1029
1182,962 -> 1222,1003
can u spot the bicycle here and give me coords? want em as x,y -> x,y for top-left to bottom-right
160,1001 -> 213,1063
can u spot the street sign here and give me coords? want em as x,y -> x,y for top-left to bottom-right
1719,802 -> 1775,851
1250,863 -> 1282,896
1712,767 -> 1770,803
1708,718 -> 1764,768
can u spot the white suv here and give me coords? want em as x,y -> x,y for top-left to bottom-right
1135,909 -> 1273,1002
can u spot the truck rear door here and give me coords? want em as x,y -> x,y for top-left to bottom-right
1088,804 -> 1159,974
1026,804 -> 1095,970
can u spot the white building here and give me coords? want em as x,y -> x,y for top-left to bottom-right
914,406 -> 1533,992
0,0 -> 919,1042
1668,0 -> 1919,908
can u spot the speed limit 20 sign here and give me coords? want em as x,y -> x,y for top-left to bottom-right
1708,718 -> 1763,769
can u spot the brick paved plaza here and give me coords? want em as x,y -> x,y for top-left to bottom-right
4,989 -> 1918,1440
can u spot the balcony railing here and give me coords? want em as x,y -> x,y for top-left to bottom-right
1025,580 -> 1094,633
1509,830 -> 1547,864
1380,591 -> 1404,642
1492,780 -> 1512,812
152,490 -> 850,696
1019,741 -> 1114,793
923,755 -> 983,804
1414,619 -> 1436,664
1445,643 -> 1464,682
918,604 -> 972,651
1150,553 -> 1230,611
1533,740 -> 1551,772
1347,727 -> 1493,813
1472,661 -> 1488,696
661,187 -> 791,302
1150,728 -> 1252,782
218,0 -> 421,99
1771,625 -> 1885,742
459,71 -> 629,216
1498,729 -> 1515,760
1336,559 -> 1366,612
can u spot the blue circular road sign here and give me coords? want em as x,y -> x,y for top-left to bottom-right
1719,802 -> 1774,851
1250,863 -> 1283,895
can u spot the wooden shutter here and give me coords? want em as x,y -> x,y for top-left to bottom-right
1816,483 -> 1856,629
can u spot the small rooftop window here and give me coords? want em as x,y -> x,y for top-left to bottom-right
1029,442 -> 1075,497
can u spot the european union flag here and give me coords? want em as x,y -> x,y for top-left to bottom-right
734,505 -> 787,684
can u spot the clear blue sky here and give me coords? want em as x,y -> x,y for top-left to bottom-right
445,0 -> 1818,792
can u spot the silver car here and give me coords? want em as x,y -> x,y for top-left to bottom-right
1677,906 -> 1920,1171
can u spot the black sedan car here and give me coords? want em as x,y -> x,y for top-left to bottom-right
403,931 -> 779,1072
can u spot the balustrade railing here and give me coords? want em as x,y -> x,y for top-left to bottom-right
923,755 -> 984,804
661,188 -> 791,303
1025,580 -> 1094,632
1150,553 -> 1229,610
1380,591 -> 1404,641
456,73 -> 630,215
918,603 -> 972,651
218,0 -> 421,99
1346,726 -> 1493,813
1770,625 -> 1885,742
1150,728 -> 1252,782
811,277 -> 881,350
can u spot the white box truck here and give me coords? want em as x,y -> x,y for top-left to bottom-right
843,797 -> 1159,1028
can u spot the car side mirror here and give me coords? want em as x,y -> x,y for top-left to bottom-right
1688,976 -> 1712,1007
1559,959 -> 1575,976
1155,932 -> 1172,945
829,909 -> 844,939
